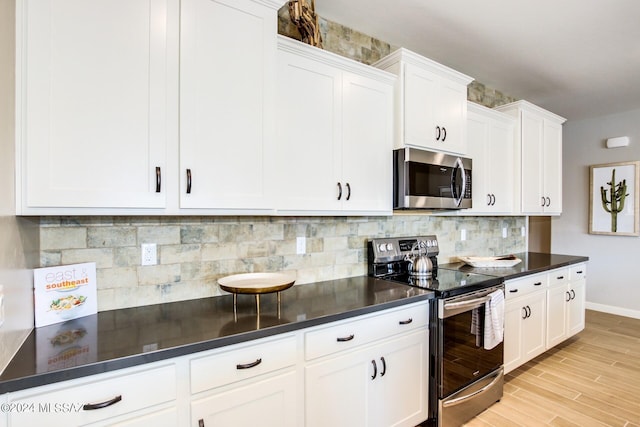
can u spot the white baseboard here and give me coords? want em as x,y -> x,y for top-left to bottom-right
585,302 -> 640,319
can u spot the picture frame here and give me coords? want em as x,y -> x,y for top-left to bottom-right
589,161 -> 640,236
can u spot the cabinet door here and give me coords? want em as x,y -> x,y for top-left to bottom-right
341,72 -> 393,213
543,120 -> 563,214
19,0 -> 169,210
372,330 -> 429,427
504,299 -> 524,374
275,49 -> 342,211
437,78 -> 468,155
180,0 -> 276,210
546,284 -> 568,348
305,329 -> 428,427
403,63 -> 438,150
520,111 -> 544,213
487,119 -> 515,212
521,292 -> 547,362
191,370 -> 297,427
305,345 -> 370,427
467,114 -> 491,212
567,279 -> 586,336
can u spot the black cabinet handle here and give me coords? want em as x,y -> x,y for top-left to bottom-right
83,395 -> 122,411
566,291 -> 571,302
337,334 -> 354,342
576,271 -> 583,274
371,359 -> 377,380
346,183 -> 351,201
380,357 -> 387,377
199,419 -> 205,427
534,282 -> 543,286
442,127 -> 447,141
337,182 -> 342,200
186,169 -> 192,194
155,167 -> 161,193
546,197 -> 551,207
557,276 -> 564,280
236,358 -> 262,370
509,289 -> 518,293
491,194 -> 496,206
435,126 -> 441,140
486,194 -> 492,206
570,289 -> 576,300
522,307 -> 528,319
399,318 -> 413,325
541,197 -> 546,207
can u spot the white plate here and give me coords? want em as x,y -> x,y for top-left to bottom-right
458,256 -> 522,268
218,272 -> 296,294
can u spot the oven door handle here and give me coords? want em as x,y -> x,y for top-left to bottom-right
444,295 -> 490,311
442,369 -> 503,408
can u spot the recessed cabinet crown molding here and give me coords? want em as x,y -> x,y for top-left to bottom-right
494,100 -> 566,215
373,48 -> 474,156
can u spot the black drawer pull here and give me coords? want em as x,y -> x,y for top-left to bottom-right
557,276 -> 564,280
155,166 -> 161,193
337,334 -> 355,342
509,289 -> 518,293
399,318 -> 413,325
199,419 -> 205,427
576,271 -> 583,274
371,359 -> 377,380
534,282 -> 543,286
186,168 -> 192,194
380,357 -> 387,376
83,395 -> 122,411
566,291 -> 571,302
236,358 -> 262,370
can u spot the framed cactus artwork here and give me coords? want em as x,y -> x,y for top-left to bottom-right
589,161 -> 639,236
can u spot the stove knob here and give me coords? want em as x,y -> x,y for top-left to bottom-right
424,240 -> 431,247
378,243 -> 387,252
385,243 -> 394,251
431,239 -> 438,247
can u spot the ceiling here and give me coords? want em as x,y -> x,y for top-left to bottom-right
315,0 -> 640,121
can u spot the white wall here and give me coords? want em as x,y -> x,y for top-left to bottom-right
0,0 -> 38,373
552,108 -> 640,318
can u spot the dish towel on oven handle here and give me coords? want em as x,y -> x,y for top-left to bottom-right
484,289 -> 505,350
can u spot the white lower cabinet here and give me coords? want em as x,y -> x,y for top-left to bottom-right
304,302 -> 429,427
505,263 -> 587,374
305,330 -> 428,427
504,289 -> 547,374
191,370 -> 297,427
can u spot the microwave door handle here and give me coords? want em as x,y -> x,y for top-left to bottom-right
452,157 -> 466,207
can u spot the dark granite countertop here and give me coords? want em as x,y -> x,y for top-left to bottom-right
440,252 -> 589,280
0,276 -> 433,394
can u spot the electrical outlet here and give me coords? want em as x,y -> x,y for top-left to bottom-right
141,243 -> 157,266
296,237 -> 306,254
521,226 -> 526,237
460,229 -> 466,241
502,227 -> 508,238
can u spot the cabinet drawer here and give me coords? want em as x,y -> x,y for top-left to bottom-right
505,273 -> 547,299
8,363 -> 176,426
569,263 -> 587,281
191,335 -> 296,394
548,268 -> 569,287
305,302 -> 428,361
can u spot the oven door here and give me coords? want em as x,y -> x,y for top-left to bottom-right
437,286 -> 504,398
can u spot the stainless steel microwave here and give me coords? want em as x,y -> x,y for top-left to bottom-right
393,148 -> 472,210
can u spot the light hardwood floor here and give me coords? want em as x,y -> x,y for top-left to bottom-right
464,310 -> 640,427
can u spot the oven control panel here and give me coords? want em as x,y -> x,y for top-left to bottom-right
369,235 -> 439,264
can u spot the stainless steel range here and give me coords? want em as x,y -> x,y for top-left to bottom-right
367,236 -> 505,427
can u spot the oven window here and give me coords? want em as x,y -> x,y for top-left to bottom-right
441,306 -> 503,397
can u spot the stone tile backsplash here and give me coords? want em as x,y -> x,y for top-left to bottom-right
40,215 -> 526,311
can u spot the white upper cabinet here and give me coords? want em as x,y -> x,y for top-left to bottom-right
275,36 -> 395,215
16,0 -> 173,214
466,102 -> 516,214
373,48 -> 473,155
494,100 -> 566,215
179,0 -> 279,212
